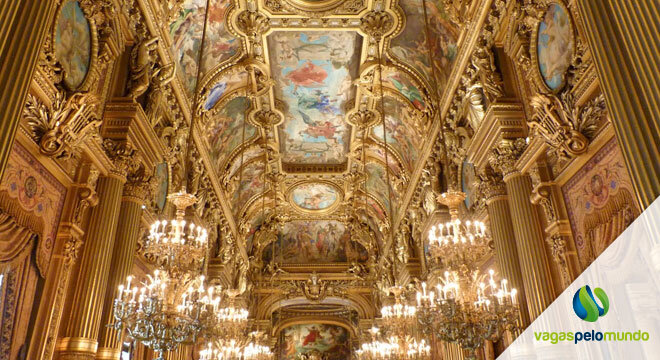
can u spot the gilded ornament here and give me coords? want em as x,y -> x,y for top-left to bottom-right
24,91 -> 100,160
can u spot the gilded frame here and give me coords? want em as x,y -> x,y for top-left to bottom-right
287,180 -> 344,215
51,0 -> 99,92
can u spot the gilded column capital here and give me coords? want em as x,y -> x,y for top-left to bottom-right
102,139 -> 137,180
123,172 -> 154,204
488,138 -> 527,180
479,170 -> 507,204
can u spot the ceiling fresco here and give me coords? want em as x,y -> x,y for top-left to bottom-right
169,0 -> 241,94
201,96 -> 257,173
372,96 -> 424,173
279,323 -> 351,360
268,31 -> 362,166
389,0 -> 459,91
263,220 -> 368,264
157,0 -> 478,350
289,182 -> 341,212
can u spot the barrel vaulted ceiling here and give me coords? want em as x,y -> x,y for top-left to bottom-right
164,0 -> 467,266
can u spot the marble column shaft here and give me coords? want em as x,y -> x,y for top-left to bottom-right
58,174 -> 125,359
96,190 -> 145,360
504,173 -> 555,320
577,0 -> 660,209
0,0 -> 56,178
486,195 -> 531,327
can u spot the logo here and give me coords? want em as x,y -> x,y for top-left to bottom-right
572,285 -> 610,322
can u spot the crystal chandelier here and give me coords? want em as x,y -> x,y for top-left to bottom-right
415,270 -> 518,359
112,191 -> 214,360
416,190 -> 519,359
427,190 -> 491,272
204,291 -> 250,341
380,286 -> 417,338
199,331 -> 273,360
143,191 -> 209,276
356,327 -> 430,360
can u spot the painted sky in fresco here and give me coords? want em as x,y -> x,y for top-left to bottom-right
268,31 -> 361,165
291,183 -> 339,211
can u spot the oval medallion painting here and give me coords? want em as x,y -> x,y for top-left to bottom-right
55,0 -> 92,90
291,183 -> 339,211
536,2 -> 574,91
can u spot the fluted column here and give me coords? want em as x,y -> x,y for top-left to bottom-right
576,0 -> 660,209
485,190 -> 531,328
490,140 -> 555,321
57,174 -> 126,359
58,142 -> 135,360
96,176 -> 151,360
0,0 -> 56,178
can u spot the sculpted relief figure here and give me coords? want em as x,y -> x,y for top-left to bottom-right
128,36 -> 159,100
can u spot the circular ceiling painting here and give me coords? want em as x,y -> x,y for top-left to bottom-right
290,182 -> 341,212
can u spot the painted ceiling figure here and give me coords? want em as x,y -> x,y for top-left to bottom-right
285,61 -> 328,93
302,326 -> 323,346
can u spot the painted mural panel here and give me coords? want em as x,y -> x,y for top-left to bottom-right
268,31 -> 361,165
170,0 -> 240,94
536,2 -> 574,91
280,324 -> 351,360
372,96 -> 422,173
0,144 -> 66,275
390,0 -> 458,90
55,0 -> 92,89
382,68 -> 426,111
365,162 -> 399,217
290,183 -> 339,211
227,146 -> 263,179
231,160 -> 265,215
202,97 -> 255,170
263,221 -> 368,263
154,162 -> 169,213
461,160 -> 476,209
204,70 -> 249,110
562,139 -> 639,268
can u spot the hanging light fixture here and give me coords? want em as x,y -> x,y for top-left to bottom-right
199,331 -> 273,360
356,327 -> 430,360
112,1 -> 221,358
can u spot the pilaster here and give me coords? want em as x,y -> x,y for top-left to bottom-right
57,143 -> 134,360
96,172 -> 152,360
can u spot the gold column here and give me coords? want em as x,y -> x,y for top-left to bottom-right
57,173 -> 126,359
485,190 -> 531,328
0,0 -> 56,178
576,0 -> 660,209
490,140 -> 555,321
96,176 -> 150,360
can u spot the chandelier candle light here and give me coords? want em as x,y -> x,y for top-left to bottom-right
416,190 -> 519,359
112,191 -> 214,360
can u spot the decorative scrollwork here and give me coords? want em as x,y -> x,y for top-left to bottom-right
24,92 -> 100,160
360,10 -> 394,40
529,92 -> 606,160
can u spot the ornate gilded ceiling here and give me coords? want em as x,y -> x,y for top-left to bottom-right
163,0 -> 466,273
